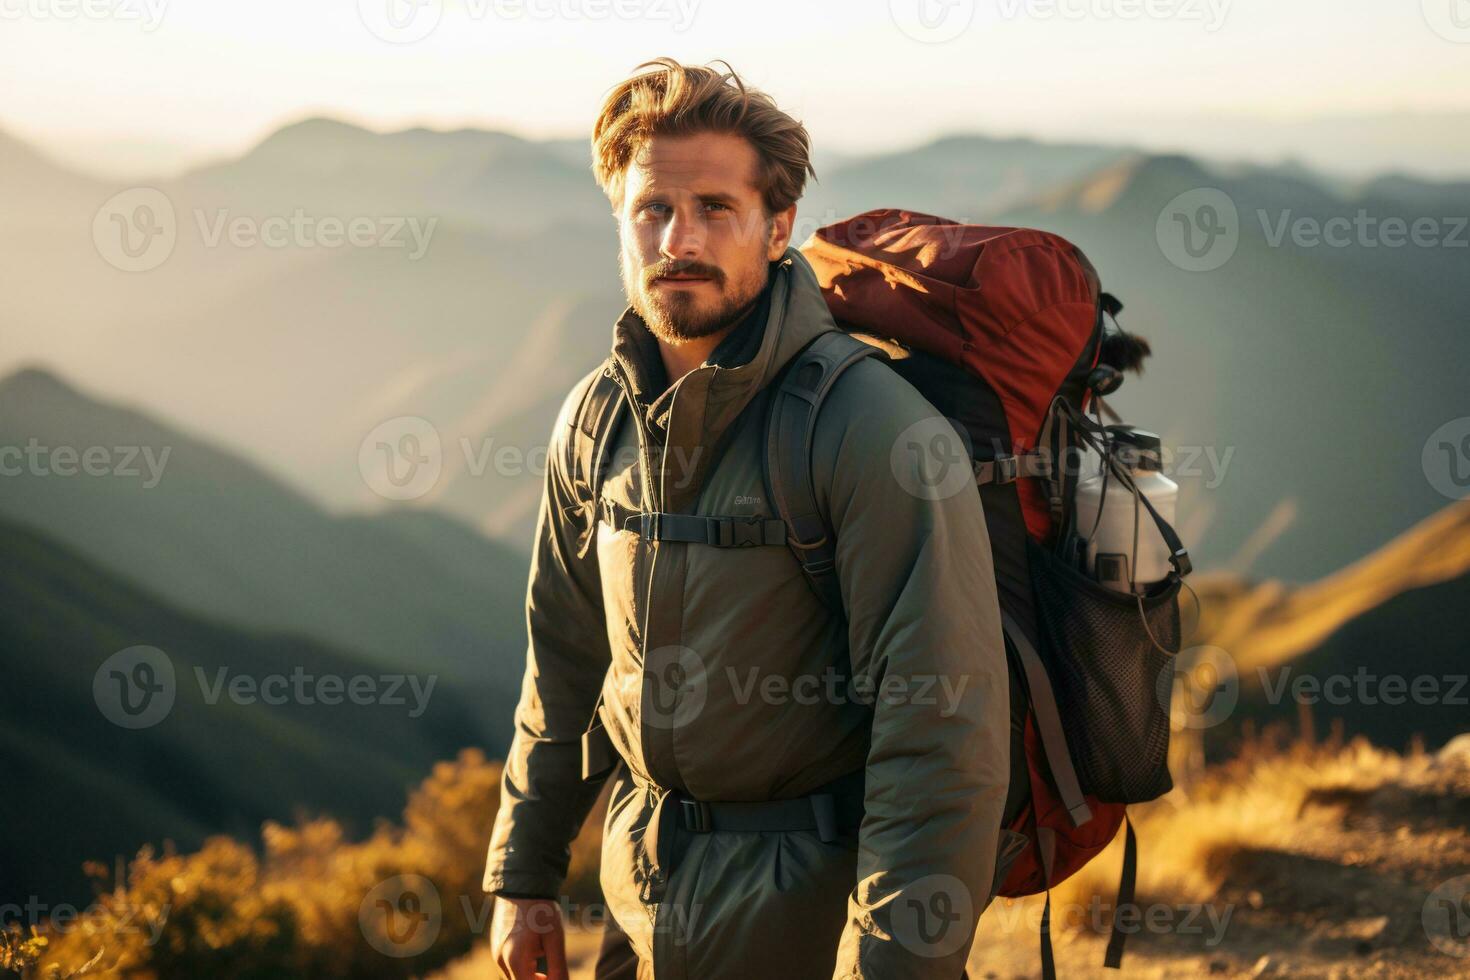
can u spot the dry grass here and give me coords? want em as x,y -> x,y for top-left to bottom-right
15,734 -> 1467,979
23,749 -> 601,980
971,732 -> 1470,978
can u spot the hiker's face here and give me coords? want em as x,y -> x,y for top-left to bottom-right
617,131 -> 794,343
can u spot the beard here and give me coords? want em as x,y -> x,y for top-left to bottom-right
620,249 -> 768,344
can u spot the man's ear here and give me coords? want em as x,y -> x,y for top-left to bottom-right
766,204 -> 797,259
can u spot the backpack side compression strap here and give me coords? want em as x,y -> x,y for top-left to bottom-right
1002,613 -> 1093,828
762,332 -> 878,612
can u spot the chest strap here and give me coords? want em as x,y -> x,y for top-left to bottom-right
625,512 -> 787,548
973,450 -> 1053,486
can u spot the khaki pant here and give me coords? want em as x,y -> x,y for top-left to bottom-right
594,912 -> 644,980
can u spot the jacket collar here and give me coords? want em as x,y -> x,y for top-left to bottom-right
609,247 -> 839,511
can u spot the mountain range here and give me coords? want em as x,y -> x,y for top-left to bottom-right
0,367 -> 529,734
3,117 -> 1464,579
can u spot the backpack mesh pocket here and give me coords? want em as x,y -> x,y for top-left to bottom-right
1027,537 -> 1180,804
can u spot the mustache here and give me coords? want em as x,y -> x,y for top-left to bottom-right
645,260 -> 725,286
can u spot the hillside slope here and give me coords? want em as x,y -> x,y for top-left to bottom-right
0,517 -> 483,906
0,367 -> 528,736
1191,499 -> 1470,752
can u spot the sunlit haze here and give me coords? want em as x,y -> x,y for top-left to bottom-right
4,0 -> 1469,178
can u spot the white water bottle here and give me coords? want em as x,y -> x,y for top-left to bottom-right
1074,427 -> 1178,593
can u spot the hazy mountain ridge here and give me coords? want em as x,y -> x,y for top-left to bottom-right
170,115 -> 609,236
0,365 -> 528,731
1,119 -> 1465,572
994,152 -> 1470,580
0,514 -> 482,905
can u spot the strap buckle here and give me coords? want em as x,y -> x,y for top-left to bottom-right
628,512 -> 657,539
974,453 -> 1024,486
810,794 -> 837,843
680,798 -> 713,833
716,517 -> 765,548
994,454 -> 1020,484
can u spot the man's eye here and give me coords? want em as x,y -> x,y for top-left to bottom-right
642,203 -> 671,217
703,202 -> 730,213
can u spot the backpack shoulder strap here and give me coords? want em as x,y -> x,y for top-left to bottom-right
569,363 -> 627,557
570,363 -> 627,782
763,332 -> 879,612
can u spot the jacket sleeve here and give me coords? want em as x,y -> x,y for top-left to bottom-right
482,373 -> 613,899
815,361 -> 1011,980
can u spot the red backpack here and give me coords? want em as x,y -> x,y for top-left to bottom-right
768,209 -> 1191,977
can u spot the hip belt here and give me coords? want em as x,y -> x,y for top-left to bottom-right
668,767 -> 866,843
582,694 -> 866,843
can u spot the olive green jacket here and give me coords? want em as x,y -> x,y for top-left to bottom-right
484,248 -> 1009,979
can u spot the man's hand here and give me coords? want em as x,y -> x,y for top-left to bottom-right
490,896 -> 568,980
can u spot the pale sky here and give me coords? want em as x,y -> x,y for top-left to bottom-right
4,0 -> 1468,176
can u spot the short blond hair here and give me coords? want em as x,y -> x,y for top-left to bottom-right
592,57 -> 815,215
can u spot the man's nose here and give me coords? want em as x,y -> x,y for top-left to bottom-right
660,208 -> 706,264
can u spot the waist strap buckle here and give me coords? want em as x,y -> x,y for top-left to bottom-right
680,798 -> 713,833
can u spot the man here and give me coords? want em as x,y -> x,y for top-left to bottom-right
484,58 -> 1010,980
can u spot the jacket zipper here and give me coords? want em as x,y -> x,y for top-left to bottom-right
606,357 -> 674,759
